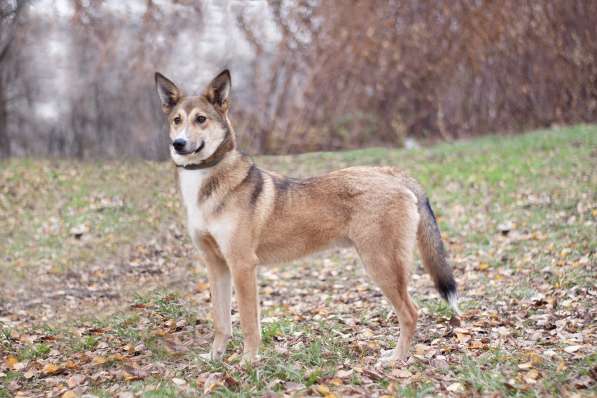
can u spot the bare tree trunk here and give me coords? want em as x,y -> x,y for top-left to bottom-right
0,0 -> 28,158
0,77 -> 8,158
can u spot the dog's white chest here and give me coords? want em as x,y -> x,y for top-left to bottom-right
179,169 -> 208,238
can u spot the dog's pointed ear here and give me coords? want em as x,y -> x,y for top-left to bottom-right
155,72 -> 181,114
204,69 -> 231,112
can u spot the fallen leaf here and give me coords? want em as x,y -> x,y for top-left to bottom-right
456,333 -> 471,343
42,363 -> 62,376
523,369 -> 540,384
391,369 -> 412,378
67,374 -> 85,388
447,382 -> 464,392
93,356 -> 107,365
469,340 -> 485,350
316,384 -> 331,395
195,281 -> 210,292
5,355 -> 17,369
14,361 -> 28,371
329,377 -> 343,386
336,369 -> 353,378
284,382 -> 305,392
518,362 -> 533,370
414,344 -> 429,355
564,345 -> 581,354
122,365 -> 148,381
172,377 -> 186,386
23,370 -> 35,379
204,373 -> 224,395
315,384 -> 336,397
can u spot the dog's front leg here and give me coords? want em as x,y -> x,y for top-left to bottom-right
205,258 -> 232,360
229,262 -> 261,363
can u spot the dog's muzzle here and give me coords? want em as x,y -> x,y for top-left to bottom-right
172,139 -> 205,155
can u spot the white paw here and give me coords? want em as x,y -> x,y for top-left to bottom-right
377,349 -> 408,368
240,352 -> 260,366
210,348 -> 226,361
380,348 -> 399,362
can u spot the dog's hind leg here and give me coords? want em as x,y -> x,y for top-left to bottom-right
356,244 -> 418,362
351,205 -> 419,363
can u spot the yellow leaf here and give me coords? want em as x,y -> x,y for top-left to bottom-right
316,384 -> 331,396
195,281 -> 210,292
93,356 -> 107,365
65,360 -> 78,369
456,333 -> 471,343
528,352 -> 543,366
414,344 -> 429,355
5,355 -> 17,369
469,340 -> 484,350
523,369 -> 540,384
62,391 -> 77,398
42,363 -> 61,375
559,248 -> 571,258
478,262 -> 490,271
518,362 -> 533,370
367,341 -> 380,350
109,353 -> 125,362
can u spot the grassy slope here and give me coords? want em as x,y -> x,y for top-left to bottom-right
1,125 -> 595,397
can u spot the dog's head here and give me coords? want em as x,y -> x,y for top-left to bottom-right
154,70 -> 232,166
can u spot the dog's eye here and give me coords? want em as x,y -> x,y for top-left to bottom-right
196,115 -> 207,124
173,116 -> 182,125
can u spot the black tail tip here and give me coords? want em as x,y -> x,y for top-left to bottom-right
437,277 -> 457,301
438,277 -> 460,315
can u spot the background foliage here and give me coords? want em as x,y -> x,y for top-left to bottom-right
1,0 -> 596,157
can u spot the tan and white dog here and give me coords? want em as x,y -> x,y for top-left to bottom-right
154,69 -> 459,364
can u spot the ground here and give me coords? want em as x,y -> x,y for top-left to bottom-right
1,125 -> 595,398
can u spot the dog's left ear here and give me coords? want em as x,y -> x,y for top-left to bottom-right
204,69 -> 231,112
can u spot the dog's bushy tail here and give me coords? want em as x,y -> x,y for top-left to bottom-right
416,196 -> 460,314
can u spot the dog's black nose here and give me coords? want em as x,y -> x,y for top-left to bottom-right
172,139 -> 186,152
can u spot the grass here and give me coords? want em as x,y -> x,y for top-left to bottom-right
0,124 -> 595,396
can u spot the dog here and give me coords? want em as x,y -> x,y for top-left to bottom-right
154,69 -> 459,364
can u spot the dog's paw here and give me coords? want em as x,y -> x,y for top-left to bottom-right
380,348 -> 399,362
376,349 -> 408,368
240,352 -> 260,367
210,348 -> 226,361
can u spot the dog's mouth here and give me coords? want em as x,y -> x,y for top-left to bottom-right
175,140 -> 205,156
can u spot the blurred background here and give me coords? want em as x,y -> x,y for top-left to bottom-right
1,0 -> 596,160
